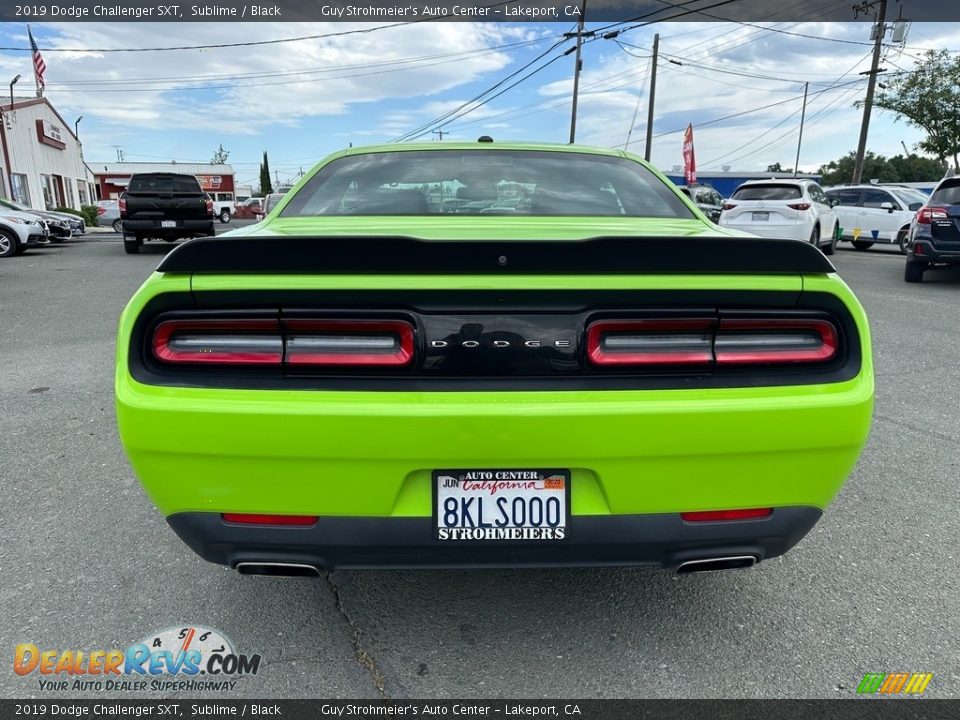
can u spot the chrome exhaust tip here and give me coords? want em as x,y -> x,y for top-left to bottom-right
675,555 -> 758,574
234,562 -> 321,578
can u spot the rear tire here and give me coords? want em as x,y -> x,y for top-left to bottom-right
822,224 -> 838,256
112,219 -> 123,233
904,260 -> 925,283
897,228 -> 911,255
852,240 -> 874,250
0,229 -> 18,258
123,236 -> 141,255
809,225 -> 820,246
219,209 -> 231,224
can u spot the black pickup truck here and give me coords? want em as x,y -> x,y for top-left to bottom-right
120,173 -> 215,254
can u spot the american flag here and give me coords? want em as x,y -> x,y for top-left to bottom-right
28,26 -> 46,94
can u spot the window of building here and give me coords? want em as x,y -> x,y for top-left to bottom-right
65,178 -> 75,208
11,174 -> 31,206
77,180 -> 88,205
40,175 -> 55,208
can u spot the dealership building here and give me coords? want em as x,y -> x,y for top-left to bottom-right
93,162 -> 236,200
0,96 -> 96,210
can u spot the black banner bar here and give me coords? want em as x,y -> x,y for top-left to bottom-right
2,0 -> 959,23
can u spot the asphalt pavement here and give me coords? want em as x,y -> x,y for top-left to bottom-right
1,236 -> 958,700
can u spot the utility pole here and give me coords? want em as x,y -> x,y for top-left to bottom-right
567,0 -> 587,144
644,33 -> 659,162
851,0 -> 887,184
431,128 -> 448,141
794,82 -> 809,178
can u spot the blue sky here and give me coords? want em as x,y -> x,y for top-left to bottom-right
0,21 -> 955,188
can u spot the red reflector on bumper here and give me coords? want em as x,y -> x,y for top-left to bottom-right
681,508 -> 773,522
221,513 -> 318,526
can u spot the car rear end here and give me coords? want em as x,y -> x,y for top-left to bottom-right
906,177 -> 960,281
719,182 -> 813,241
116,237 -> 873,573
120,173 -> 215,241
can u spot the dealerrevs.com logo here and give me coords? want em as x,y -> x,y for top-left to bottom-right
14,626 -> 261,693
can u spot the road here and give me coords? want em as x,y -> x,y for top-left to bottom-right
1,237 -> 958,700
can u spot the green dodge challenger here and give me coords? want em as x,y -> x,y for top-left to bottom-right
115,142 -> 874,575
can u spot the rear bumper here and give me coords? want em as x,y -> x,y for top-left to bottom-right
123,219 -> 214,237
719,221 -> 808,242
168,507 -> 823,570
911,239 -> 960,264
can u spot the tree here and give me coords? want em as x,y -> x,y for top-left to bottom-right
259,151 -> 273,195
766,162 -> 794,174
872,49 -> 960,170
210,144 -> 230,164
818,151 -> 947,186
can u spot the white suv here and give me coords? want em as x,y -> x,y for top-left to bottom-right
824,184 -> 928,254
0,210 -> 47,258
718,179 -> 839,255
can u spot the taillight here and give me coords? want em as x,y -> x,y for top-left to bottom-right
586,319 -> 714,366
285,319 -> 414,367
787,202 -> 811,211
96,207 -> 106,215
150,317 -> 416,368
714,318 -> 838,365
118,197 -> 126,217
222,513 -> 317,526
205,199 -> 214,215
681,508 -> 772,522
916,206 -> 947,224
722,202 -> 737,211
585,316 -> 839,368
152,319 -> 283,365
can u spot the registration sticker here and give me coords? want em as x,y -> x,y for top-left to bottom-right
433,469 -> 569,541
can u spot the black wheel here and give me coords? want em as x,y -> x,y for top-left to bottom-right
809,225 -> 820,246
162,237 -> 177,243
0,229 -> 18,258
822,225 -> 838,256
852,240 -> 874,250
219,209 -> 231,224
904,260 -> 925,283
123,236 -> 141,255
897,228 -> 911,255
112,219 -> 123,233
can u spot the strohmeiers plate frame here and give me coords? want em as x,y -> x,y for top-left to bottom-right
432,468 -> 570,542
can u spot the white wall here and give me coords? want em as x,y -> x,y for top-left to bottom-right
1,99 -> 92,209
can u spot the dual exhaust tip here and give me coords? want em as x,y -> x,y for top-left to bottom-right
234,556 -> 759,577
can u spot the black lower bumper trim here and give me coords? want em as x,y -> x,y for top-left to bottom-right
167,507 -> 822,570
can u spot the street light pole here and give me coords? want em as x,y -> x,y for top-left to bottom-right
851,0 -> 888,184
644,33 -> 659,162
794,82 -> 808,178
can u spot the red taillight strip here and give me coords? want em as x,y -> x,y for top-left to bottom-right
284,319 -> 415,367
152,319 -> 283,365
714,318 -> 837,365
681,508 -> 772,522
222,513 -> 318,526
586,319 -> 715,366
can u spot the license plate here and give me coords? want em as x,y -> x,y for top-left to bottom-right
751,211 -> 769,221
433,469 -> 569,541
161,220 -> 177,228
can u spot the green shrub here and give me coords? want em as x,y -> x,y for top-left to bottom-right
53,206 -> 84,217
78,205 -> 100,227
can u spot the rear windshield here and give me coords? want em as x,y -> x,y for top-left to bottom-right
731,184 -> 803,201
930,180 -> 960,206
128,175 -> 203,194
280,150 -> 692,218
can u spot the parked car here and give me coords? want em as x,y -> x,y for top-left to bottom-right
719,179 -> 838,254
120,173 -> 216,254
0,210 -> 47,257
116,141 -> 873,574
95,200 -> 123,233
824,184 -> 928,254
258,192 -> 286,218
0,198 -> 83,239
233,197 -> 263,220
208,191 -> 235,224
904,175 -> 960,283
676,184 -> 724,223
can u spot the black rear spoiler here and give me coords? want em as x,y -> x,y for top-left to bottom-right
156,236 -> 835,275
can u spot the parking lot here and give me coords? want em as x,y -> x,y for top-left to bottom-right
1,235 -> 958,700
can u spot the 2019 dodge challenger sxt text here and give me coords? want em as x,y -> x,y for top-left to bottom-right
116,142 -> 873,574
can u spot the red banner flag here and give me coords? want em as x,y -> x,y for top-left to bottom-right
682,124 -> 697,185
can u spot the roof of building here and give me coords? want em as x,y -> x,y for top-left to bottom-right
93,162 -> 234,176
0,95 -> 81,144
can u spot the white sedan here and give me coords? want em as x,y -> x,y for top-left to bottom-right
718,179 -> 839,255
